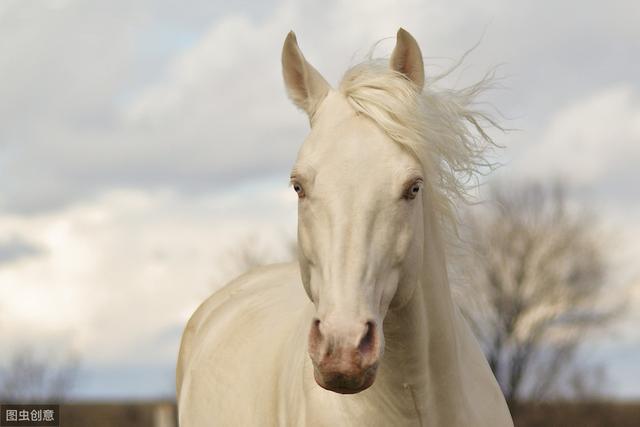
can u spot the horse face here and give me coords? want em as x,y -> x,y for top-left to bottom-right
283,30 -> 425,394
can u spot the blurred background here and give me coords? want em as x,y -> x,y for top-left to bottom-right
0,0 -> 639,425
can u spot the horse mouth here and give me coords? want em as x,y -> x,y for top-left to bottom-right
312,362 -> 379,394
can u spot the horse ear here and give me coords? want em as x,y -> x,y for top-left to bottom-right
390,28 -> 425,91
282,31 -> 330,118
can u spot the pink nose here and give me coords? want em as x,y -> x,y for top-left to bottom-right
308,319 -> 380,394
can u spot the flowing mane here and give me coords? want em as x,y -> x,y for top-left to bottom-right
339,58 -> 499,227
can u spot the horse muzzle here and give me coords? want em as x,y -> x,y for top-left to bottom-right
308,319 -> 381,394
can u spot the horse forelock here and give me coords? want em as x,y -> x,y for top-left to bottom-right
338,58 -> 501,231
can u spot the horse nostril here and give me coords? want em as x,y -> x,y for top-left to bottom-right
357,321 -> 375,355
311,318 -> 322,339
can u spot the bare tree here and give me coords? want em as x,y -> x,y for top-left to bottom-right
457,182 -> 620,408
0,347 -> 79,403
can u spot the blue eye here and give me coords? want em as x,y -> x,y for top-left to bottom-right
293,182 -> 305,198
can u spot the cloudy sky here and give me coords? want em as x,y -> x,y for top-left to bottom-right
0,0 -> 638,399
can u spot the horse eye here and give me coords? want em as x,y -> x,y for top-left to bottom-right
293,182 -> 305,198
404,180 -> 422,200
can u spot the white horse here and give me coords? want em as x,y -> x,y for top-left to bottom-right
177,28 -> 513,426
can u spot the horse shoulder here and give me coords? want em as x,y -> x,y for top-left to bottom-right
177,262 -> 310,426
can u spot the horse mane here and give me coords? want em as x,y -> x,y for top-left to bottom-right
338,57 -> 500,229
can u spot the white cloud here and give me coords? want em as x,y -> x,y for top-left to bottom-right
0,183 -> 297,367
2,0 -> 638,212
0,0 -> 590,211
514,85 -> 640,187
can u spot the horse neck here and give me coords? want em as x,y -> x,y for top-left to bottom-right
382,196 -> 469,423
